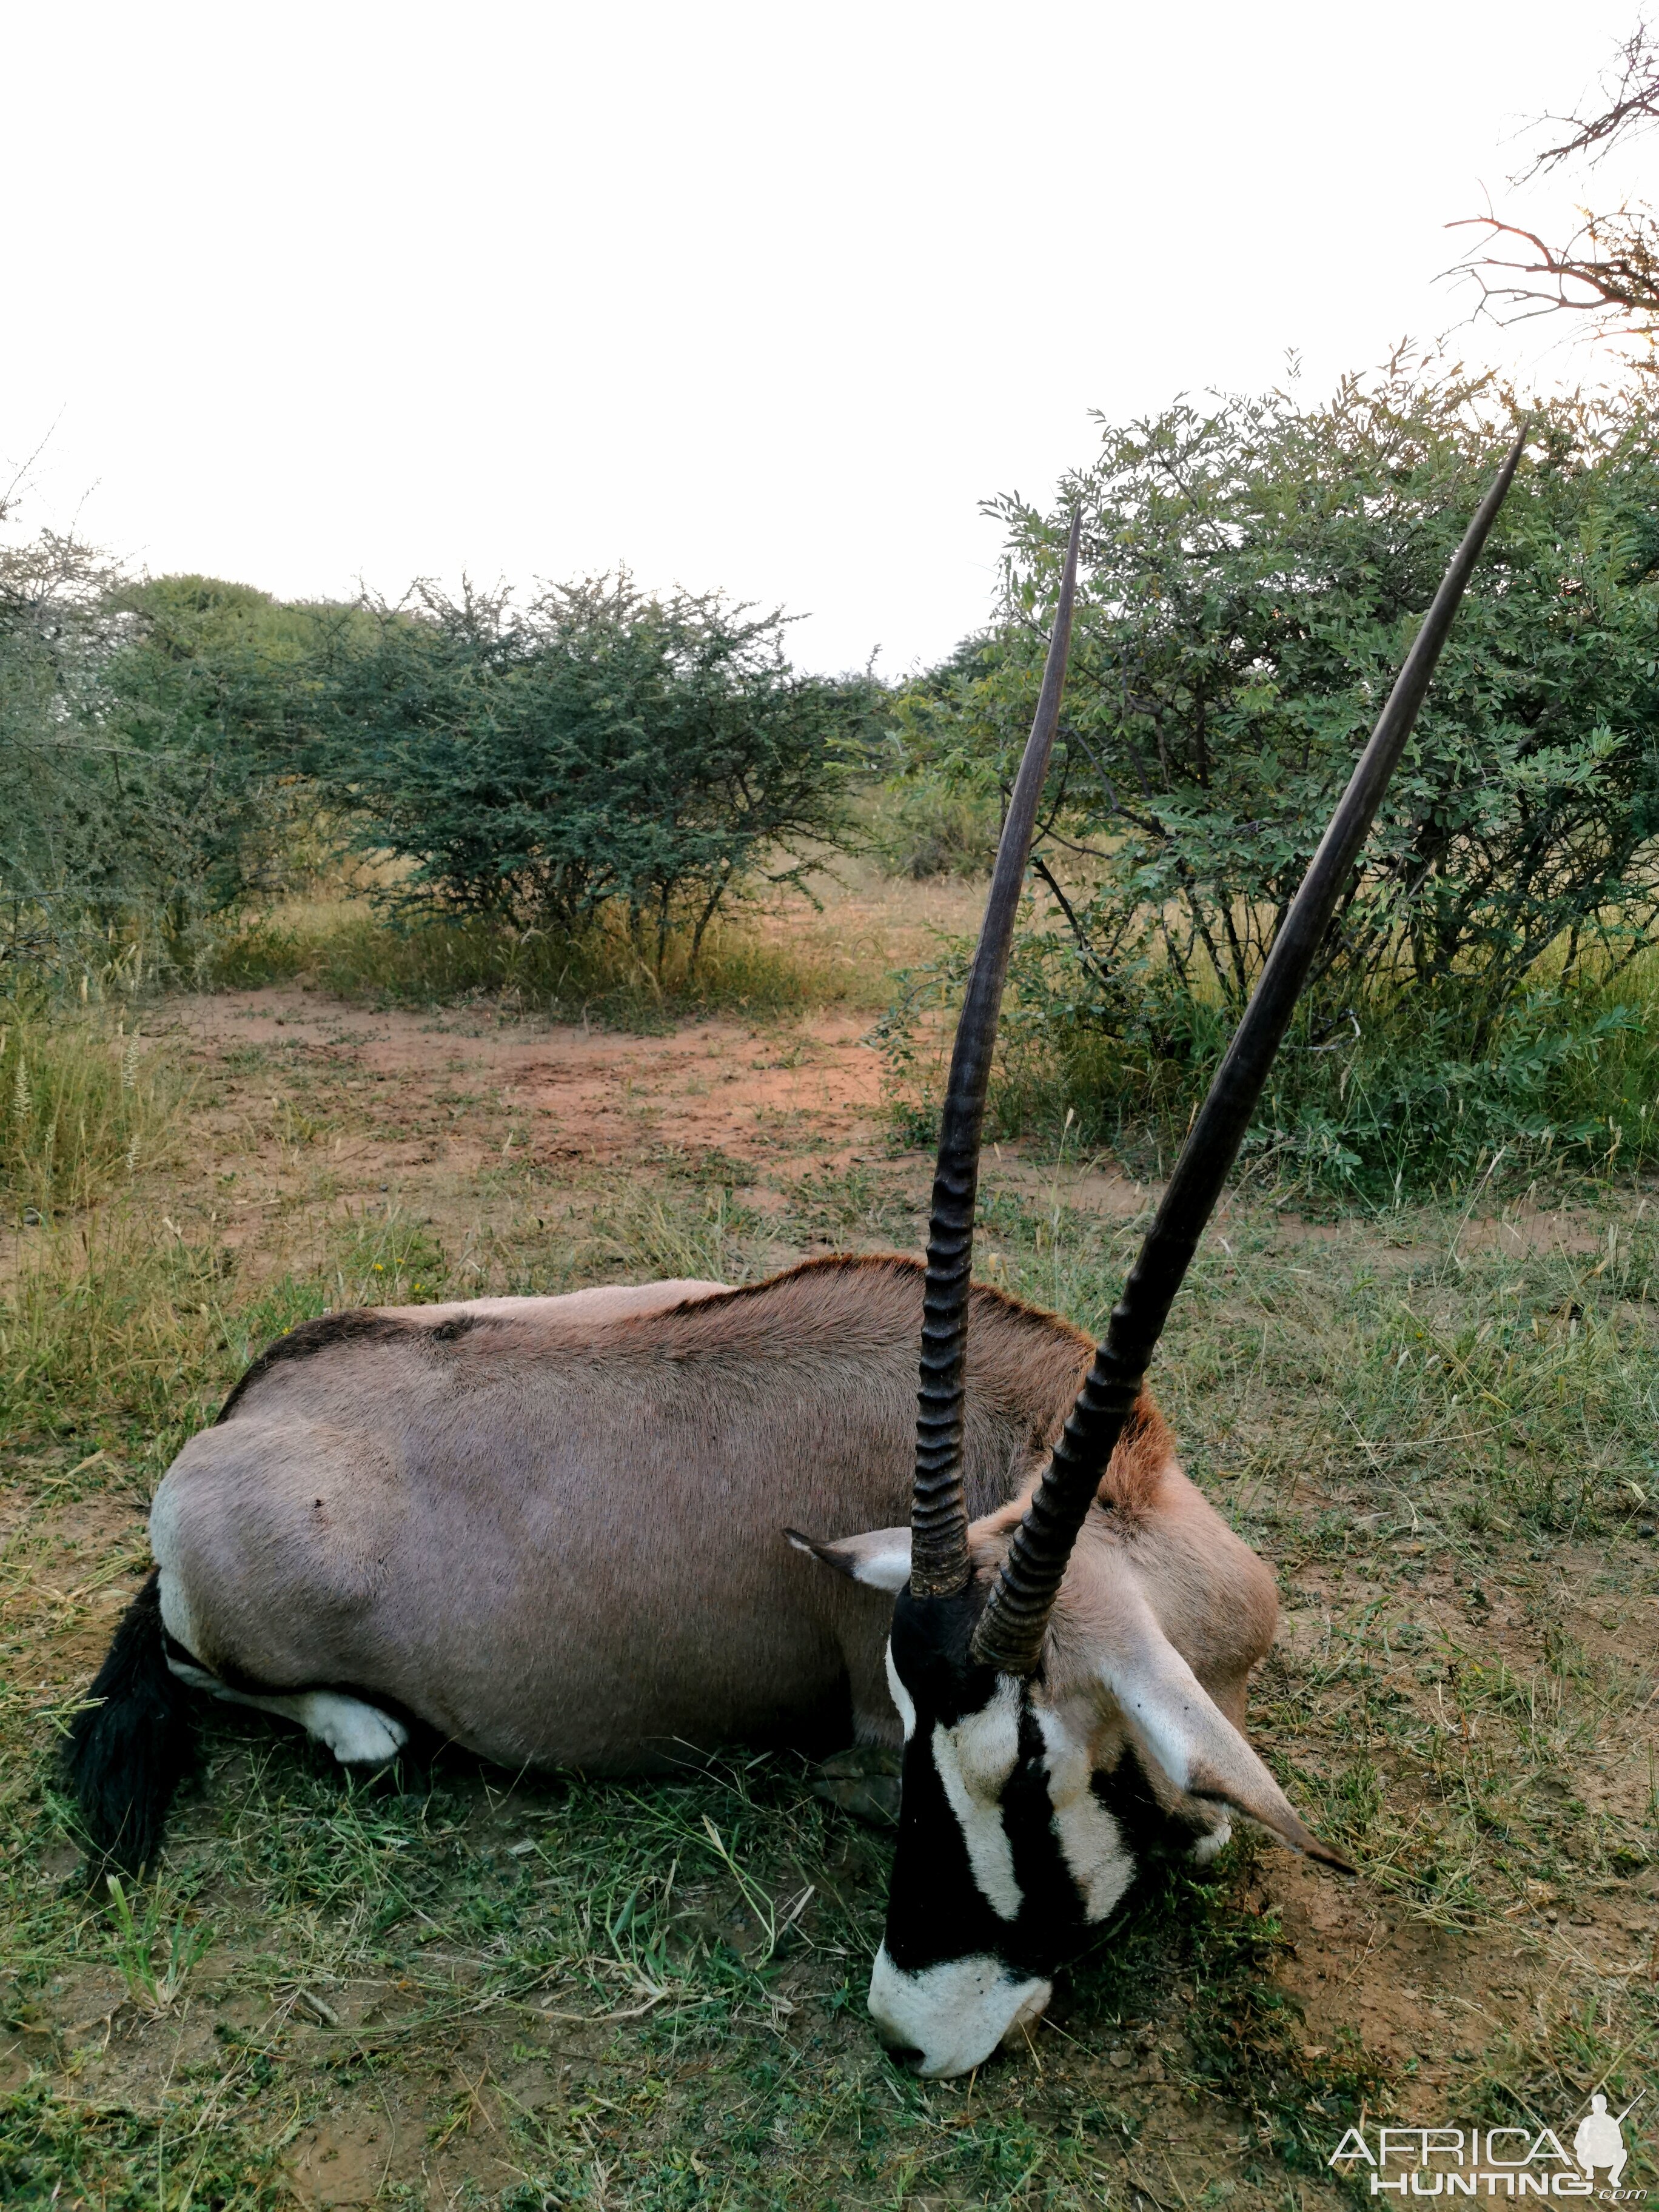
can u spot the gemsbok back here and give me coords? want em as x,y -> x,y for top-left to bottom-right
68,446 -> 1523,2076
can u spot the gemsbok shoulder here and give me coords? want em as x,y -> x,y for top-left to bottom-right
67,444 -> 1524,2077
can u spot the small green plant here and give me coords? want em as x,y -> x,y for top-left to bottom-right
104,1875 -> 212,2016
585,1182 -> 768,1284
884,933 -> 1659,1198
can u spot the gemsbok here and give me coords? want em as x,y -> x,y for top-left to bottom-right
68,443 -> 1523,2076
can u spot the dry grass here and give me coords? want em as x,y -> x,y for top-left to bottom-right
1,1003 -> 180,1222
205,896 -> 880,1028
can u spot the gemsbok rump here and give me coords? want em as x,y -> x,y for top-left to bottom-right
68,445 -> 1523,2077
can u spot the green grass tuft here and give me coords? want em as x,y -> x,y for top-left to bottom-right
0,1003 -> 179,1220
206,899 -> 858,1027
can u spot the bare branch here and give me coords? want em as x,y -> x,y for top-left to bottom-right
1448,207 -> 1659,358
0,414 -> 65,528
1520,19 -> 1659,178
1450,22 -> 1659,357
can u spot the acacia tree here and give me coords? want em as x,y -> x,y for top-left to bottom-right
0,528 -> 149,970
897,354 -> 1659,1053
305,573 -> 864,972
97,577 -> 333,931
0,531 -> 329,972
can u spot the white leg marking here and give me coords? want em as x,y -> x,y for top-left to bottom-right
1034,1706 -> 1136,1923
163,1661 -> 407,1768
868,1944 -> 1051,2079
930,1677 -> 1025,1923
281,1692 -> 408,1766
1188,1819 -> 1232,1865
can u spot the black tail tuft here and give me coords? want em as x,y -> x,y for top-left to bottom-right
63,1569 -> 196,1875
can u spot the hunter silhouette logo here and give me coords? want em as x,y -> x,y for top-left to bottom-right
1575,2092 -> 1642,2191
1330,2091 -> 1647,2196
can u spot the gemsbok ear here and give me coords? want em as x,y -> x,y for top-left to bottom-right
1101,1600 -> 1356,1874
785,1526 -> 913,1593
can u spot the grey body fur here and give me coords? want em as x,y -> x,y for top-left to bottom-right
149,1256 -> 1277,1778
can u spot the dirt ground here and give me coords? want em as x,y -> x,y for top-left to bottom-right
159,980 -> 1154,1253
3,894 -> 1657,2208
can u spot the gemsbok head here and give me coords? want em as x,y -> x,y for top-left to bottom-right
798,451 -> 1526,2076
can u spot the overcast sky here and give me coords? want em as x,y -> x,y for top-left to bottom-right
4,1 -> 1652,671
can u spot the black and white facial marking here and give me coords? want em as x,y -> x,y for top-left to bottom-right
870,1586 -> 1136,2080
791,1520 -> 1337,2076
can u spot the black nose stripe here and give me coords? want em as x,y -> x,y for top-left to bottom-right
888,1692 -> 1113,1979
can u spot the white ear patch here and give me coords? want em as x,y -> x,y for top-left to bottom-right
848,1545 -> 913,1593
930,1677 -> 1025,1922
786,1526 -> 912,1592
868,1943 -> 1051,2079
1034,1705 -> 1134,1923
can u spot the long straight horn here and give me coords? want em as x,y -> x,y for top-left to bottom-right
910,510 -> 1083,1598
971,433 -> 1527,1672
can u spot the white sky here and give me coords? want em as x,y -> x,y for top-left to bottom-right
4,1 -> 1652,672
